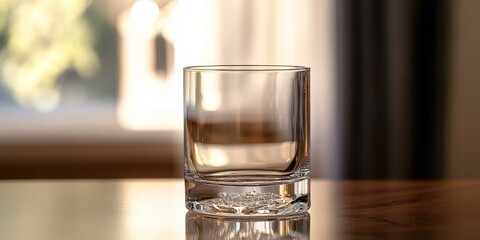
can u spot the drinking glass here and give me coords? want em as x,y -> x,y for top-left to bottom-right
184,65 -> 310,216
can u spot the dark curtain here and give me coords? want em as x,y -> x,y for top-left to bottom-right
336,0 -> 451,178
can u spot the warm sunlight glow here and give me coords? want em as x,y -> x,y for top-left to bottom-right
122,182 -> 185,240
117,2 -> 181,131
205,147 -> 229,167
201,81 -> 221,111
131,0 -> 160,26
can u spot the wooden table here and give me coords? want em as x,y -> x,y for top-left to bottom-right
0,180 -> 479,239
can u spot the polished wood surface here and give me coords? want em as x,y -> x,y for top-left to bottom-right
0,180 -> 479,239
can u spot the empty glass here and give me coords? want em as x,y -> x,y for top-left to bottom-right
184,65 -> 310,216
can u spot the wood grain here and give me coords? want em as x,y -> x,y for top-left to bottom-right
0,180 -> 479,239
327,181 -> 480,239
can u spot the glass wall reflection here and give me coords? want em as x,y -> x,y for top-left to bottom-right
186,212 -> 310,240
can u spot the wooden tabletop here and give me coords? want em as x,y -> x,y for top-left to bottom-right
0,180 -> 479,240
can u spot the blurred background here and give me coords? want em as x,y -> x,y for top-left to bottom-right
0,0 -> 478,179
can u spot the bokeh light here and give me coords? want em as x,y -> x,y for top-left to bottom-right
131,0 -> 160,26
0,0 -> 98,112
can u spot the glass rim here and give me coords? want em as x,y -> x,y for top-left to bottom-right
184,65 -> 310,72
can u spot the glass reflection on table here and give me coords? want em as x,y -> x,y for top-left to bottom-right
186,212 -> 310,240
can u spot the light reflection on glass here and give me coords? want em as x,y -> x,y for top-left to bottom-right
186,212 -> 310,240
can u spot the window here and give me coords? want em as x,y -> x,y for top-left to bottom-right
0,0 -> 335,178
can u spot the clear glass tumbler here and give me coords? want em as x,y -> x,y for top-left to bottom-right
184,65 -> 310,216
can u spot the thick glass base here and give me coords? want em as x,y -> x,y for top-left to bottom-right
185,176 -> 310,217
